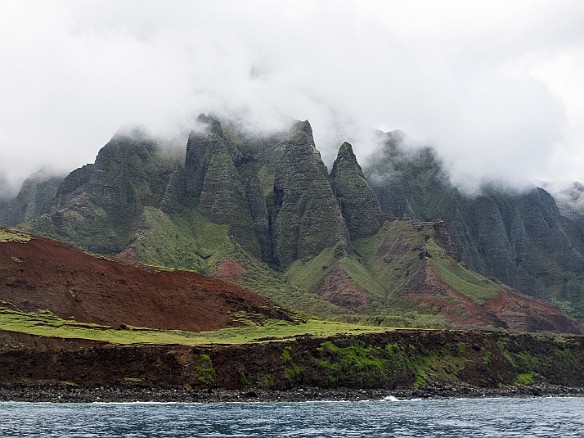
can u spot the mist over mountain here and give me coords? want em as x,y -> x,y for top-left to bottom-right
1,1 -> 584,193
364,132 -> 584,318
0,174 -> 16,201
2,114 -> 583,333
538,181 -> 584,221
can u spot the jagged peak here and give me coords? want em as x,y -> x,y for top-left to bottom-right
331,142 -> 365,180
110,125 -> 153,143
195,113 -> 211,123
386,129 -> 405,143
193,113 -> 223,137
289,120 -> 314,145
330,139 -> 385,239
336,142 -> 357,162
296,119 -> 313,135
96,133 -> 159,167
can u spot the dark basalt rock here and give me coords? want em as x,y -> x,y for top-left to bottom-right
270,121 -> 349,268
24,132 -> 178,254
365,133 -> 584,319
2,329 -> 584,396
330,142 -> 386,239
0,171 -> 64,227
183,114 -> 270,260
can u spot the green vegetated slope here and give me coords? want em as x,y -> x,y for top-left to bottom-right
283,219 -> 583,334
121,206 -> 348,317
19,132 -> 181,255
0,303 -> 387,346
283,220 -> 496,327
365,131 -> 584,320
231,245 -> 347,318
428,239 -> 501,305
128,206 -> 233,274
2,114 -> 583,332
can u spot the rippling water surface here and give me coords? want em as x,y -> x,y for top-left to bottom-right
1,397 -> 583,437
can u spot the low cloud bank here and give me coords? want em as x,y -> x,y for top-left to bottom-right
1,1 -> 583,193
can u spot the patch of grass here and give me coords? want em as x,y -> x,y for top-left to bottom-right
257,165 -> 275,198
515,351 -> 540,370
357,312 -> 450,329
456,342 -> 466,353
318,341 -> 390,386
123,377 -> 145,384
0,229 -> 31,243
427,240 -> 501,304
316,339 -> 425,387
353,221 -> 426,301
515,372 -> 535,385
338,255 -> 386,297
131,207 -> 233,274
284,246 -> 336,291
0,305 -> 389,346
282,346 -> 302,381
410,349 -> 469,387
234,245 -> 345,317
194,354 -> 217,384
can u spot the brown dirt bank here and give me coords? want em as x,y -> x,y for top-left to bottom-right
0,231 -> 291,331
1,329 -> 583,400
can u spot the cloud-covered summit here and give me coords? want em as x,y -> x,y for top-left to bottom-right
1,0 -> 583,192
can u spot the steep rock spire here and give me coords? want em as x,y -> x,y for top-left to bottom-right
271,121 -> 349,268
330,142 -> 386,239
183,114 -> 270,260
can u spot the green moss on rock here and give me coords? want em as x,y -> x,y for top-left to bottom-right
330,142 -> 386,239
271,121 -> 348,268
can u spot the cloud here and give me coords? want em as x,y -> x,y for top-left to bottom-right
1,0 -> 583,192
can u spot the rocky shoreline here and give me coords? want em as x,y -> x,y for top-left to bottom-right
1,384 -> 583,403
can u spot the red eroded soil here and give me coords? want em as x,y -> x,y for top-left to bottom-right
405,261 -> 583,334
212,258 -> 247,283
481,289 -> 581,333
313,266 -> 369,311
0,232 -> 291,332
404,261 -> 499,327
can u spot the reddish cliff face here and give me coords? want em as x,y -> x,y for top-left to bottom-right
405,261 -> 583,334
0,229 -> 291,332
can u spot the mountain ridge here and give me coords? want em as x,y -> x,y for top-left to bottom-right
2,114 -> 583,332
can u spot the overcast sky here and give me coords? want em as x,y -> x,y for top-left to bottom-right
1,0 -> 583,194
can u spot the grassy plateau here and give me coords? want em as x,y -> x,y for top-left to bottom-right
0,304 -> 391,346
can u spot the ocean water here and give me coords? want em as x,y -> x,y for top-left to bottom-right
1,397 -> 583,437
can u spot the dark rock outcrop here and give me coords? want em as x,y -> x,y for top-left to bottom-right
0,171 -> 63,226
21,131 -> 178,254
181,115 -> 352,268
270,121 -> 349,268
184,114 -> 272,260
330,142 -> 386,239
1,330 -> 583,394
365,133 -> 584,320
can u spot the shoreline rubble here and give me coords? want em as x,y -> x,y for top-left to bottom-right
1,384 -> 583,404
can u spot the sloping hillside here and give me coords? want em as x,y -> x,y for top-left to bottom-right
284,220 -> 583,334
365,132 -> 584,320
0,228 -> 291,332
2,115 -> 583,332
